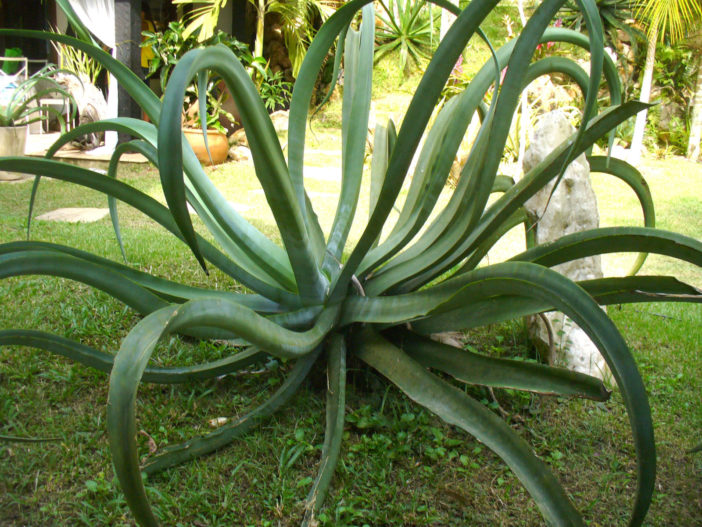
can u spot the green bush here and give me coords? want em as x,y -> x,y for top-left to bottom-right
2,0 -> 702,525
646,43 -> 697,156
142,21 -> 291,126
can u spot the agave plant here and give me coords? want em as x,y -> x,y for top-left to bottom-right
0,63 -> 76,128
375,0 -> 435,75
2,0 -> 702,525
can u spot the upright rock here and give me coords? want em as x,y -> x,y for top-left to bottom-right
521,110 -> 612,383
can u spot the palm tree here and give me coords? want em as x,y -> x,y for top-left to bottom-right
685,28 -> 702,159
174,0 -> 335,77
630,0 -> 702,163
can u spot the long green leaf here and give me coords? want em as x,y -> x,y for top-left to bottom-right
107,140 -> 153,264
510,227 -> 702,271
161,46 -> 326,301
142,346 -> 322,475
323,5 -> 375,275
0,329 -> 266,384
0,157 -> 298,305
108,306 -> 178,527
330,0 -> 501,300
354,328 -> 584,525
397,262 -> 654,526
411,275 -> 702,334
369,120 -> 396,223
368,102 -> 650,294
0,250 -> 167,315
0,240 -> 280,312
303,333 -> 346,523
366,26 -> 622,288
33,118 -> 293,289
108,299 -> 334,525
388,328 -> 609,400
587,156 -> 655,275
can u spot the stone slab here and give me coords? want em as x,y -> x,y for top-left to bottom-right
0,172 -> 33,183
304,166 -> 342,182
36,208 -> 110,223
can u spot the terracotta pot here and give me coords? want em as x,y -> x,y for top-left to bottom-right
183,128 -> 229,166
0,125 -> 28,181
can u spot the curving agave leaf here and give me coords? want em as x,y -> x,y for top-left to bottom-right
387,328 -> 610,400
511,227 -> 702,271
411,275 -> 702,335
361,29 -> 623,289
331,0 -> 502,300
0,250 -> 168,315
354,327 -> 585,526
106,140 -> 149,264
367,101 -> 650,295
0,240 -> 279,311
34,117 -> 298,291
588,156 -> 655,275
1,157 -> 299,305
322,5 -> 375,277
302,333 -> 346,524
160,46 -> 327,301
142,346 -> 322,476
0,329 -> 266,384
107,300 -> 336,524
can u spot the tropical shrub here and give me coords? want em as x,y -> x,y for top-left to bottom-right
559,0 -> 645,55
646,42 -> 697,155
2,0 -> 702,525
142,21 -> 291,126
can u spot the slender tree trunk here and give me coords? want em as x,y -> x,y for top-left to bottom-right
517,0 -> 529,168
255,0 -> 265,60
630,25 -> 658,165
687,57 -> 702,160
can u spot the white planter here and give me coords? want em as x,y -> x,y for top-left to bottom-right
0,125 -> 29,181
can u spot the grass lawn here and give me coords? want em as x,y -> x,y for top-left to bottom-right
1,51 -> 701,527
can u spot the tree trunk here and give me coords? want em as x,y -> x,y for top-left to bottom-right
255,0 -> 265,60
517,0 -> 529,168
687,57 -> 702,160
630,25 -> 658,165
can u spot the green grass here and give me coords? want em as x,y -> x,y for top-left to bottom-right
2,149 -> 700,525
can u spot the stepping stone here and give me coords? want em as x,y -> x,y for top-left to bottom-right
304,149 -> 343,156
303,166 -> 342,182
229,202 -> 252,213
0,172 -> 33,183
186,202 -> 251,215
307,191 -> 338,199
36,208 -> 109,223
250,189 -> 337,199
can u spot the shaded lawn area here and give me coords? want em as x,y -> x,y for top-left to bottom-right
0,151 -> 700,525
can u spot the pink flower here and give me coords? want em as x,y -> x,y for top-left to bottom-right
452,55 -> 464,77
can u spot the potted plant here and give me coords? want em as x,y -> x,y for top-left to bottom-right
0,63 -> 75,179
180,74 -> 236,166
142,22 -> 239,165
142,22 -> 291,165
